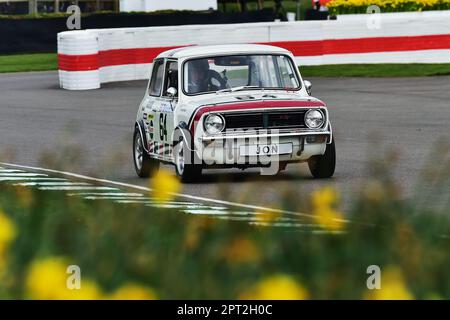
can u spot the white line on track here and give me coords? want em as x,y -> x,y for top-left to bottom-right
146,204 -> 222,210
250,221 -> 325,228
111,199 -> 158,204
38,186 -> 119,191
83,196 -> 148,200
183,209 -> 245,215
14,182 -> 90,187
0,173 -> 47,177
215,216 -> 297,222
145,199 -> 216,205
67,192 -> 144,197
0,162 -> 349,223
0,177 -> 66,182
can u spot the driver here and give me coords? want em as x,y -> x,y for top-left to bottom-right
188,59 -> 210,94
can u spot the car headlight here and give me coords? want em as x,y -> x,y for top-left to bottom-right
305,109 -> 324,129
204,114 -> 225,134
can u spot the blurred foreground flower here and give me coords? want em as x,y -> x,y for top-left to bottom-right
0,209 -> 17,274
221,236 -> 261,265
184,217 -> 215,250
0,209 -> 17,254
364,266 -> 414,300
109,283 -> 158,300
310,187 -> 345,231
26,257 -> 102,300
362,180 -> 386,203
256,210 -> 281,224
151,169 -> 181,201
14,185 -> 34,209
239,274 -> 309,300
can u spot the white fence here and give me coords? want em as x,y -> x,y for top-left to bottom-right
58,10 -> 450,90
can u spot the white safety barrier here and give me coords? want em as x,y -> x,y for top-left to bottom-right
58,10 -> 450,90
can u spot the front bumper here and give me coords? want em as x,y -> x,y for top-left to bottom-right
196,129 -> 331,165
201,129 -> 332,141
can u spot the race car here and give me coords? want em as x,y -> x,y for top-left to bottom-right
133,44 -> 335,182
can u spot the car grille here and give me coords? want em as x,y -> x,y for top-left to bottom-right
223,111 -> 307,130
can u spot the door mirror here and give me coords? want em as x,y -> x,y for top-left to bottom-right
304,80 -> 312,95
167,87 -> 177,98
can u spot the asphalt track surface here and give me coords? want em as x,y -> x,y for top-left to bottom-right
0,71 -> 449,211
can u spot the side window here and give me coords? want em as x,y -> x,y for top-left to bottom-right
163,60 -> 178,97
148,59 -> 164,97
277,56 -> 299,88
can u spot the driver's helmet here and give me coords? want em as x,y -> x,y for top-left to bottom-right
188,59 -> 210,93
189,59 -> 209,81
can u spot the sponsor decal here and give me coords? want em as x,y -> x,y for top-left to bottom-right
149,120 -> 154,139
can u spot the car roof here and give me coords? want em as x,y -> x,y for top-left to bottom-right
157,44 -> 290,59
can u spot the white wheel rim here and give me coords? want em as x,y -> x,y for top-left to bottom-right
176,140 -> 185,175
134,134 -> 143,170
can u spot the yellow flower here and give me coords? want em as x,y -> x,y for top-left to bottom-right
221,236 -> 261,265
151,169 -> 181,201
67,280 -> 103,300
310,187 -> 345,231
109,283 -> 158,300
256,210 -> 281,224
363,180 -> 386,203
26,257 -> 102,300
14,186 -> 34,209
311,186 -> 338,209
184,217 -> 215,250
364,266 -> 414,300
0,209 -> 17,254
313,207 -> 346,231
239,274 -> 309,300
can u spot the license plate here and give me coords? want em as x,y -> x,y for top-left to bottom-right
239,143 -> 292,156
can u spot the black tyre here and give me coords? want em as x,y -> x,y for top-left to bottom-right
174,135 -> 202,183
133,128 -> 159,178
308,139 -> 336,178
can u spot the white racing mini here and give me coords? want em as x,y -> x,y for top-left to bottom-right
133,44 -> 335,182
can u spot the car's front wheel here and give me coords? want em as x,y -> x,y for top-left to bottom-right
308,139 -> 336,178
133,128 -> 159,178
174,136 -> 202,183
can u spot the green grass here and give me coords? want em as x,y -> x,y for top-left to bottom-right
0,53 -> 57,73
300,63 -> 450,77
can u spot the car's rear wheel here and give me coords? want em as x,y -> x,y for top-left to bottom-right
174,136 -> 202,183
308,139 -> 336,178
133,128 -> 159,178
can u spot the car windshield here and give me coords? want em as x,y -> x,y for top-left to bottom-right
183,54 -> 300,95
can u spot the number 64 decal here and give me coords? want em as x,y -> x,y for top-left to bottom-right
159,113 -> 167,141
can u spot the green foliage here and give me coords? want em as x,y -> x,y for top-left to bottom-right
327,0 -> 450,15
0,145 -> 449,299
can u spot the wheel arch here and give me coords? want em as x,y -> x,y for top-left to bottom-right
135,120 -> 149,154
172,121 -> 194,151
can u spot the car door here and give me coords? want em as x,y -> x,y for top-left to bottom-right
157,59 -> 178,159
143,58 -> 165,156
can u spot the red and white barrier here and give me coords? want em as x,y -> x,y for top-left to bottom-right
58,10 -> 450,90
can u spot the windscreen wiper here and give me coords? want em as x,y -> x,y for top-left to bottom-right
216,86 -> 259,93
